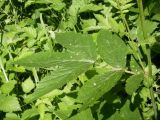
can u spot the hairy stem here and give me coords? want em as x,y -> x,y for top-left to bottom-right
137,0 -> 157,119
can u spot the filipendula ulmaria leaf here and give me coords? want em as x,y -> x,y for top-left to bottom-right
125,73 -> 144,95
25,62 -> 93,103
14,52 -> 95,68
77,70 -> 123,110
97,30 -> 128,68
55,32 -> 97,60
67,108 -> 94,120
108,100 -> 142,120
0,94 -> 21,112
14,32 -> 96,67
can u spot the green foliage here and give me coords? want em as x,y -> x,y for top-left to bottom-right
97,30 -> 128,68
22,77 -> 35,93
78,71 -> 123,110
125,73 -> 144,95
0,94 -> 21,112
0,0 -> 160,120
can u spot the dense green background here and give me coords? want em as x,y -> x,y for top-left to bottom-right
0,0 -> 160,120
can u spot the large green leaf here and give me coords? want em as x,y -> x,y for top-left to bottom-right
15,32 -> 97,103
68,108 -> 94,120
97,30 -> 128,68
25,62 -> 92,103
77,70 -> 123,110
14,32 -> 96,68
125,73 -> 144,95
14,52 -> 95,68
0,94 -> 21,112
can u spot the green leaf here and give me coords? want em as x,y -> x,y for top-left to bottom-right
68,108 -> 94,120
14,52 -> 95,68
1,80 -> 16,94
78,70 -> 123,110
14,32 -> 96,68
81,19 -> 97,32
79,4 -> 103,13
125,73 -> 144,95
21,107 -> 39,120
0,94 -> 21,112
109,100 -> 142,120
137,20 -> 158,42
97,30 -> 128,68
4,113 -> 21,120
55,96 -> 80,119
55,32 -> 97,60
25,62 -> 92,103
130,55 -> 142,73
22,77 -> 35,93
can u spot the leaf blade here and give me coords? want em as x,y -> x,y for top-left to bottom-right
97,30 -> 128,68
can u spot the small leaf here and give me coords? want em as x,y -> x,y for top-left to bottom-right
97,30 -> 128,68
22,77 -> 35,93
78,70 -> 123,110
68,108 -> 94,120
79,4 -> 103,13
125,73 -> 144,95
21,107 -> 39,120
0,94 -> 21,112
137,20 -> 158,41
1,80 -> 16,94
4,113 -> 21,120
130,55 -> 142,73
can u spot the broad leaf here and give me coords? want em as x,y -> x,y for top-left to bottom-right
125,73 -> 144,95
14,32 -> 96,68
25,62 -> 92,103
78,70 -> 123,110
15,32 -> 97,103
0,94 -> 21,112
14,52 -> 95,68
97,30 -> 128,68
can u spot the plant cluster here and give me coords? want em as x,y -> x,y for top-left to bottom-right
0,0 -> 160,120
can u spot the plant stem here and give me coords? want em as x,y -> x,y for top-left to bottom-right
0,58 -> 9,82
137,0 -> 147,40
137,0 -> 157,119
146,45 -> 158,120
117,0 -> 145,71
32,68 -> 39,85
